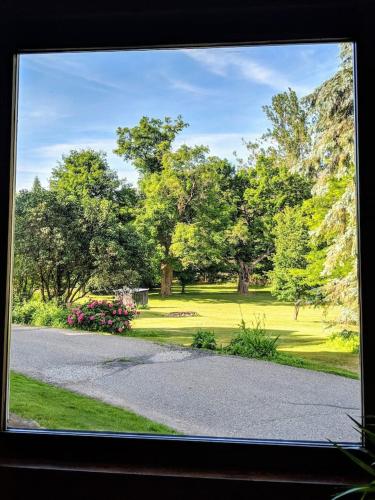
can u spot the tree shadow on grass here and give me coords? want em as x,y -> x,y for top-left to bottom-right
277,333 -> 328,348
131,325 -> 296,341
128,326 -> 360,375
284,350 -> 360,373
149,289 -> 291,306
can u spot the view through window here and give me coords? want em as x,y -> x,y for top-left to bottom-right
8,43 -> 360,442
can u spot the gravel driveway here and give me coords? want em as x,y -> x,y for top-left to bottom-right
10,326 -> 361,442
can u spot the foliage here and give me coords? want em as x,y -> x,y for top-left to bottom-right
10,371 -> 177,434
14,182 -> 120,303
304,43 -> 358,324
12,300 -> 40,325
12,252 -> 39,303
50,149 -> 120,200
228,150 -> 311,294
191,330 -> 217,350
225,317 -> 279,359
135,142 -> 234,296
326,330 -> 360,354
169,152 -> 234,268
31,301 -> 69,328
175,266 -> 197,293
270,206 -> 315,319
114,115 -> 188,175
67,299 -> 139,334
88,268 -> 141,295
13,151 -> 153,304
262,88 -> 311,173
12,299 -> 68,328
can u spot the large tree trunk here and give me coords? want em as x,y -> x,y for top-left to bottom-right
237,250 -> 272,295
160,262 -> 173,297
237,260 -> 250,295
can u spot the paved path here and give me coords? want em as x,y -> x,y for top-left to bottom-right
10,326 -> 361,442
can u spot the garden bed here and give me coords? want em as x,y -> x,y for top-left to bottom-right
165,311 -> 199,318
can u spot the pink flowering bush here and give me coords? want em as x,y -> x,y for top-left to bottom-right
67,299 -> 139,334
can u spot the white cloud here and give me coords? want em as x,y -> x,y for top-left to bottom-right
33,139 -> 116,159
183,50 -> 228,76
16,131 -> 260,191
32,132 -> 258,169
167,78 -> 216,96
23,54 -> 124,93
183,48 -> 310,94
16,137 -> 139,190
175,131 -> 259,160
21,107 -> 71,121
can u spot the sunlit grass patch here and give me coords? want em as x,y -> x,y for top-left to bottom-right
126,283 -> 359,375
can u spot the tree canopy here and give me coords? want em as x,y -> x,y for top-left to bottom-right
114,115 -> 188,175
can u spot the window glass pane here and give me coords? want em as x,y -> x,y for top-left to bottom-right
9,43 -> 361,442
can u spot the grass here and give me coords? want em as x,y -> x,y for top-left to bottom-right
9,371 -> 177,434
107,283 -> 360,378
271,353 -> 359,379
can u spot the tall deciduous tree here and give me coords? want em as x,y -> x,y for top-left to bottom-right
116,115 -> 234,296
136,144 -> 233,296
228,154 -> 311,294
14,149 -> 153,304
13,178 -> 45,302
114,116 -> 188,175
262,88 -> 311,174
270,206 -> 311,320
50,149 -> 120,200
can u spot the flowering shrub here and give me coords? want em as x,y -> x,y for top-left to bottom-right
67,299 -> 139,334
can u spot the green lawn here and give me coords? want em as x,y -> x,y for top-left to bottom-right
122,283 -> 359,376
10,371 -> 177,434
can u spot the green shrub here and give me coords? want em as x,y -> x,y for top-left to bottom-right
326,329 -> 360,354
191,330 -> 217,350
12,300 -> 68,328
225,317 -> 279,359
12,301 -> 39,324
32,301 -> 69,328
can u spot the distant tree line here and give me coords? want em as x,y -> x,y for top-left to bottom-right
13,44 -> 357,323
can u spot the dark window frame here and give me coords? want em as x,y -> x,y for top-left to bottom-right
0,0 -> 374,491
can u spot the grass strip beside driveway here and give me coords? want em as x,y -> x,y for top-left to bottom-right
9,371 -> 177,434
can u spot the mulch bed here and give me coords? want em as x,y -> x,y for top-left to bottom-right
165,311 -> 199,318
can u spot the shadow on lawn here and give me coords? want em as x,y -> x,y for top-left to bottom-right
277,333 -> 328,348
128,329 -> 359,376
130,325 -> 296,341
287,350 -> 360,372
148,288 -> 290,306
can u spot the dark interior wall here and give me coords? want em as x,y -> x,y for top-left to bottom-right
0,0 -> 363,50
0,466 -> 352,500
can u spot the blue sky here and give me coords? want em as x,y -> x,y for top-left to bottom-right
16,43 -> 341,190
